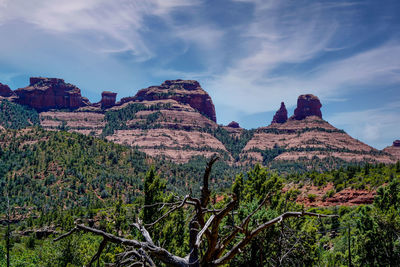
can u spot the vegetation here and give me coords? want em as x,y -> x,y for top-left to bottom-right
0,102 -> 399,266
102,102 -> 171,136
0,100 -> 39,129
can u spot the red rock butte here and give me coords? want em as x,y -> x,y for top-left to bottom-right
291,94 -> 322,120
14,77 -> 89,111
101,91 -> 117,108
131,79 -> 217,122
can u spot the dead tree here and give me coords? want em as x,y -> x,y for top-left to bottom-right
55,156 -> 337,267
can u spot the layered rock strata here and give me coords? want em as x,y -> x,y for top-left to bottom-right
383,140 -> 400,161
130,80 -> 216,122
14,77 -> 89,110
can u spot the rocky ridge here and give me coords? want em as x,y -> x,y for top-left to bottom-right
0,77 -> 397,165
242,94 -> 395,166
383,140 -> 400,161
14,78 -> 89,111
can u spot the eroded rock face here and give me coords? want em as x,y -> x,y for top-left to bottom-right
101,91 -> 117,108
227,121 -> 240,128
132,80 -> 217,122
383,140 -> 400,161
14,77 -> 89,111
271,102 -> 288,124
291,94 -> 322,120
0,82 -> 14,97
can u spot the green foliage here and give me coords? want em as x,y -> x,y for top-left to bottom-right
102,102 -> 170,136
211,127 -> 255,161
0,100 -> 39,129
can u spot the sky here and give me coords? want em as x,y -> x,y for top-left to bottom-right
0,0 -> 399,149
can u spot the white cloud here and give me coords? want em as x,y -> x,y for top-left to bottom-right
205,0 -> 400,122
0,0 -> 203,61
326,103 -> 400,149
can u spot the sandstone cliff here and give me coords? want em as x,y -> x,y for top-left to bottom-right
16,76 -> 394,166
383,140 -> 400,161
241,94 -> 395,166
14,77 -> 89,111
127,80 -> 217,122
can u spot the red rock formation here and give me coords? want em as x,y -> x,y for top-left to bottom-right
227,121 -> 240,128
131,80 -> 217,122
14,77 -> 89,110
0,82 -> 14,97
383,140 -> 400,161
290,94 -> 322,120
101,91 -> 117,108
271,102 -> 288,124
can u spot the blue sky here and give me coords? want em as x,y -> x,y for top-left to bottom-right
0,0 -> 399,149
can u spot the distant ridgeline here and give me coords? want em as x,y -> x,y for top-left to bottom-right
0,77 -> 399,170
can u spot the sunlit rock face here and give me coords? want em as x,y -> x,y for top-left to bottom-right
290,94 -> 322,120
14,77 -> 89,111
129,80 -> 217,122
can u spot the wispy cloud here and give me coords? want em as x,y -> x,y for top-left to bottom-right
327,102 -> 400,149
0,0 -> 203,61
207,0 -> 400,120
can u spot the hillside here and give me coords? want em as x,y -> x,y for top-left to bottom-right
383,140 -> 400,161
242,95 -> 396,170
0,127 -> 240,216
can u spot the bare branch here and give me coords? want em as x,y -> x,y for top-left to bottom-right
217,193 -> 270,257
88,238 -> 107,267
200,155 -> 219,208
132,221 -> 154,246
195,215 -> 215,247
145,195 -> 189,228
213,212 -> 337,265
53,226 -> 77,242
55,224 -> 188,267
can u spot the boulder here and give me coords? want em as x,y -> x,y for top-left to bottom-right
291,94 -> 322,120
271,102 -> 288,124
14,77 -> 89,110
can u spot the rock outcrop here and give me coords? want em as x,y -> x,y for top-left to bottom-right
271,102 -> 288,124
101,91 -> 117,108
227,121 -> 240,128
290,94 -> 322,120
383,140 -> 400,161
0,82 -> 14,97
14,77 -> 89,111
131,80 -> 217,122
